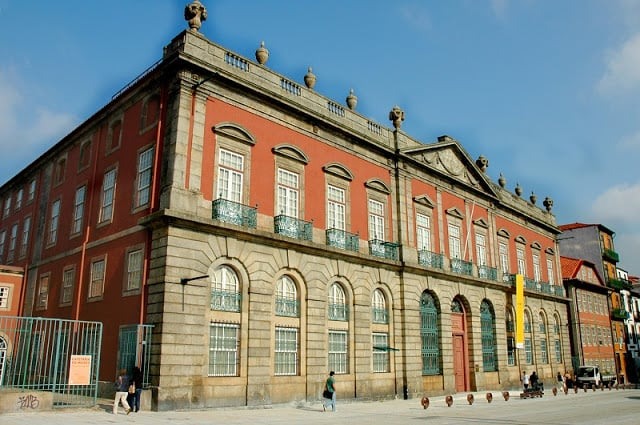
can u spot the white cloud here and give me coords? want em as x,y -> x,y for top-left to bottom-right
597,32 -> 640,95
0,68 -> 76,182
591,182 -> 640,223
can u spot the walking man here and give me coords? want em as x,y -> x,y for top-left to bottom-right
322,371 -> 336,412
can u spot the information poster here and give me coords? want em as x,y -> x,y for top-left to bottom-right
69,355 -> 92,385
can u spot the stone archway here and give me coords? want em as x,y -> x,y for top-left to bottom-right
451,297 -> 469,392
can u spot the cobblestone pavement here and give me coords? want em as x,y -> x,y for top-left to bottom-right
2,388 -> 639,425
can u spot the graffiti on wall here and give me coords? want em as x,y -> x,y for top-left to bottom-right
16,394 -> 40,409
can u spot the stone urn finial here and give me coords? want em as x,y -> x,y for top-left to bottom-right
184,1 -> 207,31
543,196 -> 554,212
255,41 -> 269,65
389,105 -> 405,129
530,192 -> 537,205
346,89 -> 358,110
498,173 -> 506,188
476,155 -> 488,172
304,67 -> 316,89
515,183 -> 522,197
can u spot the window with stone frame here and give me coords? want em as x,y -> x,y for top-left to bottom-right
125,248 -> 143,292
135,146 -> 154,208
328,330 -> 348,374
275,327 -> 299,376
27,179 -> 36,202
106,119 -> 122,153
216,148 -> 244,202
546,257 -> 555,285
372,332 -> 389,373
89,258 -> 106,299
37,274 -> 49,310
480,300 -> 497,371
72,186 -> 86,235
275,275 -> 298,317
371,289 -> 388,324
516,245 -> 526,275
420,291 -> 441,375
416,212 -> 432,251
0,286 -> 10,309
327,184 -> 346,230
209,323 -> 239,376
99,168 -> 116,223
328,283 -> 347,321
140,93 -> 160,131
60,267 -> 75,306
19,216 -> 30,258
15,188 -> 23,210
7,223 -> 17,262
48,199 -> 60,245
211,265 -> 240,312
78,140 -> 92,171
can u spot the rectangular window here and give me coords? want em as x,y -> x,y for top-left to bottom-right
48,199 -> 61,245
89,259 -> 105,299
372,333 -> 389,373
546,258 -> 554,285
217,149 -> 244,202
19,217 -> 30,258
136,147 -> 154,207
554,339 -> 562,363
7,223 -> 17,262
0,286 -> 9,308
327,185 -> 346,230
0,230 -> 5,262
416,213 -> 431,251
37,274 -> 49,309
540,339 -> 548,363
448,223 -> 461,259
516,247 -> 526,275
524,338 -> 533,364
100,169 -> 116,223
475,233 -> 486,266
499,241 -> 509,275
72,186 -> 86,235
275,327 -> 298,376
277,168 -> 299,217
28,179 -> 36,202
15,189 -> 23,210
368,199 -> 385,240
61,268 -> 75,305
3,196 -> 11,218
126,249 -> 143,291
328,330 -> 348,374
209,323 -> 239,376
533,252 -> 541,282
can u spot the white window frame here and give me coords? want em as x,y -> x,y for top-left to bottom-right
126,249 -> 143,291
546,258 -> 555,285
3,196 -> 11,218
89,259 -> 105,299
416,213 -> 431,251
136,147 -> 154,208
48,200 -> 60,245
275,327 -> 298,376
516,246 -> 526,275
7,223 -> 17,261
15,189 -> 23,210
37,274 -> 49,309
448,223 -> 462,259
19,217 -> 30,258
72,186 -> 86,235
368,199 -> 385,240
216,148 -> 244,202
100,169 -> 116,223
277,168 -> 299,217
475,233 -> 487,266
209,323 -> 239,377
61,268 -> 75,305
372,332 -> 390,373
28,180 -> 36,202
327,185 -> 346,230
328,330 -> 348,374
0,286 -> 9,308
532,251 -> 541,282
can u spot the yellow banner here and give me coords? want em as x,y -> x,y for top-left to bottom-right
515,274 -> 524,349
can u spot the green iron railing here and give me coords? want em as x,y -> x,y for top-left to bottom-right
328,303 -> 349,321
418,250 -> 444,269
478,265 -> 498,281
612,308 -> 629,320
372,308 -> 389,324
608,278 -> 632,291
210,290 -> 241,312
368,239 -> 400,260
450,258 -> 473,276
602,248 -> 620,263
274,214 -> 313,241
326,228 -> 359,252
212,198 -> 257,228
275,298 -> 299,317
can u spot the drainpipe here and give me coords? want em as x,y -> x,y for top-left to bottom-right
389,106 -> 408,399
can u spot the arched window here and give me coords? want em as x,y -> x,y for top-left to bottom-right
211,266 -> 240,312
506,309 -> 516,366
328,283 -> 347,321
553,314 -> 562,363
451,298 -> 463,313
481,300 -> 497,371
539,312 -> 549,364
276,275 -> 298,317
420,291 -> 441,375
372,289 -> 388,323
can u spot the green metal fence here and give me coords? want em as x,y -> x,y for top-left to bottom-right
117,324 -> 153,388
0,315 -> 102,408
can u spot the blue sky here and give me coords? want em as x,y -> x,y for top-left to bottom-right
1,0 -> 640,273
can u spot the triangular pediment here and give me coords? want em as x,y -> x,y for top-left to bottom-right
473,218 -> 489,228
402,136 -> 497,198
446,207 -> 464,219
413,194 -> 435,208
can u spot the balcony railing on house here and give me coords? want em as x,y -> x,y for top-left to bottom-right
211,290 -> 241,312
608,278 -> 632,291
553,285 -> 565,297
538,282 -> 553,295
478,265 -> 498,281
372,308 -> 389,324
274,214 -> 313,241
612,307 -> 629,320
368,239 -> 400,260
275,298 -> 299,317
602,248 -> 620,263
328,303 -> 349,321
450,258 -> 473,276
418,250 -> 444,269
525,278 -> 539,291
326,228 -> 359,252
212,199 -> 257,228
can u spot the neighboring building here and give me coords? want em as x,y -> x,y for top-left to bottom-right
624,274 -> 640,382
0,265 -> 25,383
558,223 -> 629,383
560,256 -> 615,376
0,4 -> 571,410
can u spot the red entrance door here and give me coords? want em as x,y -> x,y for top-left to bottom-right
453,334 -> 466,392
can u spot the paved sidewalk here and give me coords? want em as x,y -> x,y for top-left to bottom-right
1,387 -> 639,425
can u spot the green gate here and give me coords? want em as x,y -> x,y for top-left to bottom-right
118,324 -> 153,388
0,315 -> 102,408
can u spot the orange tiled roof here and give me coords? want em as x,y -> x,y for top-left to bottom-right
558,222 -> 594,231
560,256 -> 581,279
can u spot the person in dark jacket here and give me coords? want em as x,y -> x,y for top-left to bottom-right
127,366 -> 143,412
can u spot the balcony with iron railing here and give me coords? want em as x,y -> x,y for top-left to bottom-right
275,298 -> 299,317
608,278 -> 632,291
212,198 -> 257,228
274,215 -> 313,241
525,278 -> 538,291
602,248 -> 620,263
368,239 -> 400,261
328,303 -> 349,321
372,308 -> 389,324
326,228 -> 359,252
612,307 -> 629,320
450,258 -> 473,276
478,265 -> 498,281
211,290 -> 241,312
418,250 -> 444,269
